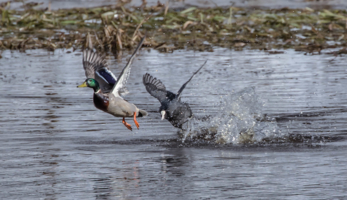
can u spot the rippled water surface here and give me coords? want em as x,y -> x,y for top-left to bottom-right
1,48 -> 347,199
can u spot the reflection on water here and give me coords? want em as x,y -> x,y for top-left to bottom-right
1,48 -> 347,198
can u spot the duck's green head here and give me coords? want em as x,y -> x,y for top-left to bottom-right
77,78 -> 100,92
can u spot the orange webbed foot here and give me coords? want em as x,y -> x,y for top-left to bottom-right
134,112 -> 140,130
122,117 -> 132,131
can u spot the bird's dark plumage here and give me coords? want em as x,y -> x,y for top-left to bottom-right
143,61 -> 207,128
143,73 -> 175,102
176,61 -> 206,99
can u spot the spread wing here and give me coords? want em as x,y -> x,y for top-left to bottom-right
176,60 -> 207,99
142,73 -> 171,102
111,36 -> 145,97
82,49 -> 117,93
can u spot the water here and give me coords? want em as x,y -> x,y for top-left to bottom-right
1,47 -> 347,199
183,87 -> 284,144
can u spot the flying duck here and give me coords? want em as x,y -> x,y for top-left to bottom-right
77,37 -> 147,131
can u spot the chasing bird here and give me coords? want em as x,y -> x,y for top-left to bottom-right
142,61 -> 207,128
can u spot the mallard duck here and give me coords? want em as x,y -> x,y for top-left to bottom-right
142,61 -> 207,128
78,37 -> 147,131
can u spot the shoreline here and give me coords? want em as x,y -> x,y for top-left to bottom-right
1,2 -> 347,55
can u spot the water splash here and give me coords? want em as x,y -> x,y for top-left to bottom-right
181,87 -> 287,144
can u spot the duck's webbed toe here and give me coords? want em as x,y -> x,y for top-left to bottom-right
122,117 -> 132,131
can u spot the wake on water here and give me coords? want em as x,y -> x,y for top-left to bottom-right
180,87 -> 288,144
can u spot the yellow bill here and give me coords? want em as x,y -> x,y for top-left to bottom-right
77,82 -> 87,88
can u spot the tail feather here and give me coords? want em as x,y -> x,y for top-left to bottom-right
138,109 -> 148,117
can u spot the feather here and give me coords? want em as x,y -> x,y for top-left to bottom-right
143,73 -> 169,102
96,69 -> 117,85
176,60 -> 207,99
82,49 -> 117,93
111,36 -> 145,97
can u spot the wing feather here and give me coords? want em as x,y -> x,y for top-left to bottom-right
111,36 -> 145,97
82,49 -> 117,93
176,60 -> 207,99
143,73 -> 168,102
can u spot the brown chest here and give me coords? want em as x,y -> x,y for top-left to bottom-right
93,93 -> 109,112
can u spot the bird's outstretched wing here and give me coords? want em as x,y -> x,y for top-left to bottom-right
176,60 -> 207,99
82,49 -> 117,92
143,73 -> 170,102
111,36 -> 145,97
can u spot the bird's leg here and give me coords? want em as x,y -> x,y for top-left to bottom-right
122,117 -> 132,131
133,112 -> 140,129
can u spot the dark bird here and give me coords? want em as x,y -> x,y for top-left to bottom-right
77,37 -> 147,131
143,61 -> 207,128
